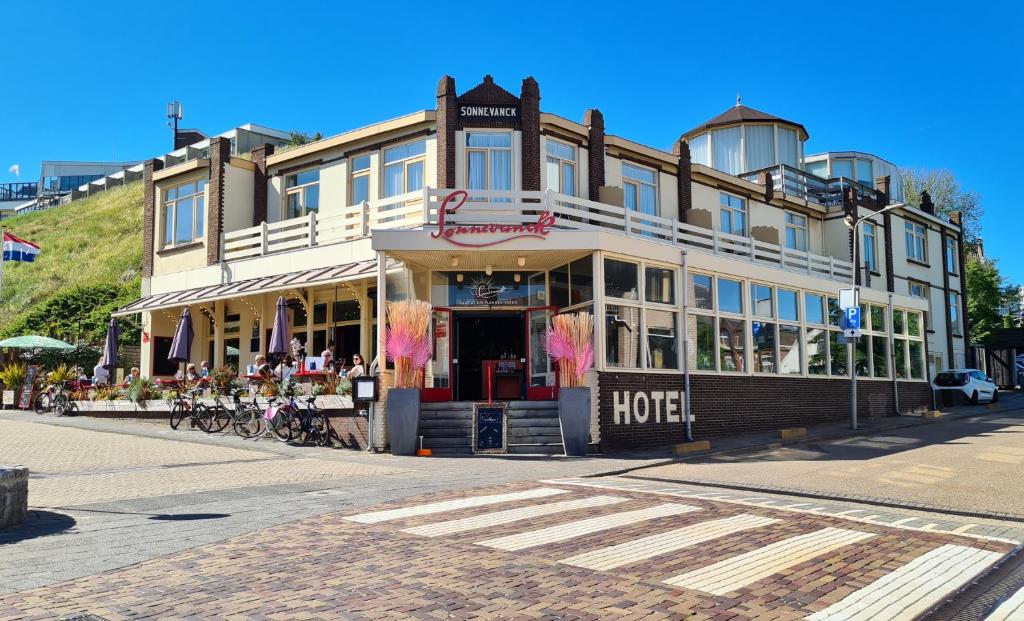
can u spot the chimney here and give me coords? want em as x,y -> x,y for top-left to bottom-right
875,175 -> 890,207
436,75 -> 457,189
519,77 -> 541,192
584,109 -> 605,202
675,138 -> 692,222
920,190 -> 935,214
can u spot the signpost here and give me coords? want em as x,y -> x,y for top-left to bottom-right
18,365 -> 39,410
839,288 -> 860,430
473,402 -> 507,453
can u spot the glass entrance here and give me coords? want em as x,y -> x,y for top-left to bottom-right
526,306 -> 558,400
422,308 -> 452,402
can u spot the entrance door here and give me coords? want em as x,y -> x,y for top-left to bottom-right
525,306 -> 558,400
422,307 -> 452,402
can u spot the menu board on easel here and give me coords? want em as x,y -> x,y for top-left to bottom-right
473,402 -> 507,454
18,366 -> 39,410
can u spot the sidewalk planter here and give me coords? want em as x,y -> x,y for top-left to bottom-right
386,388 -> 420,456
558,387 -> 591,457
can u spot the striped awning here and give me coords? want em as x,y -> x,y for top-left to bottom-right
113,259 -> 381,316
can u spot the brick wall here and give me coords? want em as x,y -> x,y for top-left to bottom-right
207,136 -> 230,265
326,410 -> 369,450
675,139 -> 692,222
585,109 -> 605,202
251,143 -> 274,225
141,158 -> 164,278
519,77 -> 541,192
436,75 -> 457,189
597,371 -> 931,451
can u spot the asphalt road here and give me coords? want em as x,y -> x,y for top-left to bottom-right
634,392 -> 1024,518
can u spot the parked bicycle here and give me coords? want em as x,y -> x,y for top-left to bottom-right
231,390 -> 266,439
203,387 -> 238,433
33,381 -> 77,416
264,395 -> 329,445
169,387 -> 211,431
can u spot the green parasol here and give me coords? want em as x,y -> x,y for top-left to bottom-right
0,335 -> 76,350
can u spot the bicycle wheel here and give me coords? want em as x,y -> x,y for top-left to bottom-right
271,411 -> 294,442
207,404 -> 232,433
52,395 -> 69,417
192,404 -> 212,432
65,401 -> 79,416
33,392 -> 51,414
310,413 -> 330,447
233,406 -> 262,438
169,403 -> 188,429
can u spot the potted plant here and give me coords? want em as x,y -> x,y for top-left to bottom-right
545,311 -> 595,457
384,299 -> 432,456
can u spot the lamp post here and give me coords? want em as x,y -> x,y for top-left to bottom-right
845,201 -> 903,430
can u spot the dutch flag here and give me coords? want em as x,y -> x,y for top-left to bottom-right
2,231 -> 41,263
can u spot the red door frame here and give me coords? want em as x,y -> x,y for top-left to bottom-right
421,307 -> 453,402
525,306 -> 559,401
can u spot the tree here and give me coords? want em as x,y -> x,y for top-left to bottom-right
900,169 -> 983,244
286,131 -> 323,147
964,256 -> 1004,344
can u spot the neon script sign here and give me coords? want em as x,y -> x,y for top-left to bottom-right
431,190 -> 555,248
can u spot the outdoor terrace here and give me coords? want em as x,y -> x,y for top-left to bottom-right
222,187 -> 855,283
738,164 -> 878,210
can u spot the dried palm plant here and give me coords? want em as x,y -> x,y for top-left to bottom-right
385,299 -> 433,389
544,311 -> 594,388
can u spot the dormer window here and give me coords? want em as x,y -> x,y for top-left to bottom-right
284,169 -> 319,219
545,140 -> 576,196
622,162 -> 658,215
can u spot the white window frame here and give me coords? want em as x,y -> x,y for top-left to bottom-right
383,139 -> 426,198
545,139 -> 577,196
602,255 -> 680,372
950,291 -> 962,336
784,211 -> 808,252
945,237 -> 957,273
905,221 -> 928,263
621,161 -> 659,216
909,281 -> 933,330
465,131 -> 513,192
719,192 -> 747,237
284,168 -> 319,220
161,178 -> 207,248
863,222 -> 878,272
350,154 -> 371,205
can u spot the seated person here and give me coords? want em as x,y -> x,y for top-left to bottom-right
253,355 -> 272,378
199,361 -> 211,378
346,353 -> 365,379
275,355 -> 295,382
185,363 -> 199,382
92,362 -> 109,386
122,367 -> 140,386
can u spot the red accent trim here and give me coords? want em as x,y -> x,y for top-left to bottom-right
421,307 -> 453,402
2,231 -> 40,249
430,191 -> 555,248
525,306 -> 559,401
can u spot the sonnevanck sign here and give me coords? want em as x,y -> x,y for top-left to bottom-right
459,105 -> 520,120
432,191 -> 554,248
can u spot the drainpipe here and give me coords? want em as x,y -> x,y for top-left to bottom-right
889,292 -> 900,416
681,250 -> 693,442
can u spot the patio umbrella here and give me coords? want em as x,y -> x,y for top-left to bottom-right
268,296 -> 290,356
99,318 -> 120,369
167,308 -> 194,363
0,335 -> 75,350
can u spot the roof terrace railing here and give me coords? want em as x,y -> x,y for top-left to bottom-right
0,182 -> 37,202
739,164 -> 878,210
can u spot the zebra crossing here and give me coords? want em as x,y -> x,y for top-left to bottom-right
346,484 -> 1013,618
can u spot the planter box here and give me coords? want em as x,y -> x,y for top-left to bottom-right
386,388 -> 420,456
316,394 -> 354,410
558,387 -> 591,457
1,391 -> 14,409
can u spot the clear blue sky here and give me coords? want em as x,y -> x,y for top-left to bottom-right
2,1 -> 1021,281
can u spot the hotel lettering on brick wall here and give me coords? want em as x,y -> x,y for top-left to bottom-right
114,75 -> 969,452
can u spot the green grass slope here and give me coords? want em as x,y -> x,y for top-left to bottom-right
0,182 -> 143,344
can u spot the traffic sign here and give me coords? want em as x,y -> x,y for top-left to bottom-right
841,306 -> 861,330
843,328 -> 862,339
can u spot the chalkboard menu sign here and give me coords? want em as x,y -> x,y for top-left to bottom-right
473,403 -> 507,453
18,366 -> 39,410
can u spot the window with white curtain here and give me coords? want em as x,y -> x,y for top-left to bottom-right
784,212 -> 808,251
466,132 -> 512,192
622,162 -> 658,215
712,127 -> 741,174
688,133 -> 710,166
384,140 -> 426,198
719,192 -> 746,236
350,155 -> 370,204
905,221 -> 927,262
744,125 -> 774,171
863,222 -> 877,271
778,127 -> 798,167
284,169 -> 319,219
545,140 -> 576,196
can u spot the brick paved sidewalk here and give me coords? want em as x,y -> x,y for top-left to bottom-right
0,480 -> 1015,620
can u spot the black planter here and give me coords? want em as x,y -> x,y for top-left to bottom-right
558,387 -> 591,457
386,388 -> 420,456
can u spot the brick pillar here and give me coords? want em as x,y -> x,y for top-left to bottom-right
520,77 -> 541,192
941,230 -> 954,368
844,186 -> 861,286
584,109 -> 605,202
207,136 -> 230,266
251,143 -> 275,226
435,75 -> 457,189
875,175 -> 895,292
951,211 -> 973,365
757,170 -> 773,204
142,158 -> 164,278
674,138 -> 692,222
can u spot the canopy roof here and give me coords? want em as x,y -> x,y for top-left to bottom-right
0,335 -> 75,350
683,103 -> 809,141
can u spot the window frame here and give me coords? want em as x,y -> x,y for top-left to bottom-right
383,139 -> 427,198
545,138 -> 577,196
621,161 -> 659,216
863,222 -> 878,272
784,211 -> 808,252
945,237 -> 958,274
905,220 -> 928,263
602,254 -> 680,372
161,177 -> 208,249
719,191 -> 747,237
284,167 -> 320,220
465,130 -> 513,192
349,154 -> 371,205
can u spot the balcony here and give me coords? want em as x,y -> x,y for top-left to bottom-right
222,187 -> 853,283
738,164 -> 878,210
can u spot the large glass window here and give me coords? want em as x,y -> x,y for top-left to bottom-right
779,289 -> 799,322
905,221 -> 927,262
604,259 -> 639,300
718,278 -> 743,314
712,127 -> 741,174
285,169 -> 319,219
689,273 -> 713,310
384,140 -> 426,198
872,335 -> 888,378
606,304 -> 640,368
622,162 -> 658,216
646,309 -> 678,369
350,155 -> 371,204
863,222 -> 877,272
720,193 -> 747,236
806,328 -> 827,375
785,212 -> 808,252
467,132 -> 512,192
688,133 -> 710,167
545,140 -> 576,196
751,284 -> 773,317
744,125 -> 774,171
645,267 -> 675,305
805,293 -> 824,325
829,331 -> 848,376
162,179 -> 207,246
718,318 -> 746,372
689,314 -> 715,370
779,324 -> 801,374
752,321 -> 776,373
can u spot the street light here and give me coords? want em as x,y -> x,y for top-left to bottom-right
845,201 -> 903,430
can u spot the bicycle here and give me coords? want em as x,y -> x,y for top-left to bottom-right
231,391 -> 265,439
33,381 -> 77,416
263,397 -> 297,442
168,387 -> 211,431
203,386 -> 237,433
292,395 -> 330,446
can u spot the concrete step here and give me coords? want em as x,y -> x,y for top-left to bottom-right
421,436 -> 473,449
507,443 -> 564,455
507,416 -> 560,428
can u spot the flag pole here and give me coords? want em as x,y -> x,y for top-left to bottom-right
0,225 -> 6,304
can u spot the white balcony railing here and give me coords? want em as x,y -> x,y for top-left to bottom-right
222,187 -> 854,283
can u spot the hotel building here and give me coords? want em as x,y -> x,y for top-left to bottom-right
114,75 -> 969,452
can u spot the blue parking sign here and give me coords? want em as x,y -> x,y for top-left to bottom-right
842,306 -> 861,330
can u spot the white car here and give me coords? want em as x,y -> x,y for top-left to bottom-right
932,369 -> 999,404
